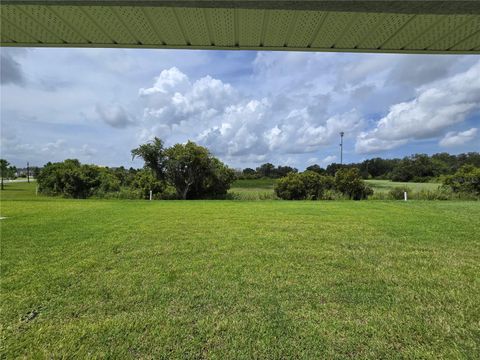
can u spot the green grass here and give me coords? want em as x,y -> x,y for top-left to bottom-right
1,183 -> 479,358
229,178 -> 278,200
365,179 -> 441,193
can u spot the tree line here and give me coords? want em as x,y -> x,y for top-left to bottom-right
33,138 -> 235,200
238,152 -> 480,183
2,145 -> 479,200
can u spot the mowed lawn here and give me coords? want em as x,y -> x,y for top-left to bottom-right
1,183 -> 479,358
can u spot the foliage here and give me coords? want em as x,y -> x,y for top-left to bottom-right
334,168 -> 373,200
443,165 -> 480,196
388,186 -> 411,200
37,159 -> 122,198
130,169 -> 164,199
305,164 -> 326,175
0,159 -> 17,190
162,141 -> 235,199
131,137 -> 167,181
275,171 -> 334,200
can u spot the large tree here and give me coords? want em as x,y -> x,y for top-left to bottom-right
133,139 -> 235,200
164,141 -> 235,200
131,137 -> 167,181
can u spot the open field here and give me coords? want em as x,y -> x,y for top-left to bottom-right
230,178 -> 442,199
229,179 -> 278,200
365,179 -> 441,193
1,182 -> 479,358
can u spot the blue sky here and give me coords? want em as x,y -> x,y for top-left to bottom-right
1,47 -> 479,170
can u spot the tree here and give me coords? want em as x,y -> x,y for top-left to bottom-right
275,165 -> 298,178
443,165 -> 480,196
334,168 -> 373,200
256,163 -> 275,178
1,159 -> 11,190
163,141 -> 235,199
131,137 -> 166,181
242,168 -> 255,176
131,169 -> 163,199
305,164 -> 326,175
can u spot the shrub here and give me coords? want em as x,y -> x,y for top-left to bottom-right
275,171 -> 334,200
443,165 -> 480,196
275,173 -> 306,200
334,168 -> 373,200
131,169 -> 164,199
37,159 -> 97,198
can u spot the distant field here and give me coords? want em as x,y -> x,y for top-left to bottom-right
365,179 -> 441,193
1,182 -> 479,358
230,178 -> 442,198
229,178 -> 277,200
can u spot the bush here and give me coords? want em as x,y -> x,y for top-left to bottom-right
443,165 -> 480,196
275,173 -> 306,200
131,170 -> 164,199
37,160 -> 94,198
334,168 -> 373,200
275,171 -> 334,200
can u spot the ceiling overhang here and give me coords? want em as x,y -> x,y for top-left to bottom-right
1,1 -> 480,53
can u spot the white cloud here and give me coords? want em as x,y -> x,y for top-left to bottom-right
356,61 -> 480,153
439,128 -> 478,147
3,48 -> 480,169
96,104 -> 136,128
139,67 -> 237,128
41,139 -> 66,153
322,155 -> 337,165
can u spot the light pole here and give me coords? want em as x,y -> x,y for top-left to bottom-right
339,132 -> 344,165
27,162 -> 30,183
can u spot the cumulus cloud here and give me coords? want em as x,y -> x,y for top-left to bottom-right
138,67 -> 362,160
3,48 -> 479,169
439,128 -> 478,147
140,67 -> 237,126
96,104 -> 136,128
356,61 -> 480,154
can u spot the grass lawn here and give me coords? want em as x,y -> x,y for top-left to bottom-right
1,183 -> 479,358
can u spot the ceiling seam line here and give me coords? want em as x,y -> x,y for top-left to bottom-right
78,6 -> 117,44
202,8 -> 215,45
332,13 -> 358,48
355,14 -> 387,48
172,7 -> 190,45
141,7 -> 166,45
447,27 -> 480,50
401,15 -> 447,49
15,5 -> 67,42
47,6 -> 91,43
233,7 -> 239,46
110,7 -> 142,44
0,14 -> 43,42
259,10 -> 269,46
424,15 -> 476,49
307,12 -> 329,48
377,14 -> 417,49
283,11 -> 299,47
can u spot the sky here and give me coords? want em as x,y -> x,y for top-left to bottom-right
1,47 -> 479,170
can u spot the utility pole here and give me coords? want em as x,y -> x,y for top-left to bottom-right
339,132 -> 344,165
27,162 -> 30,183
